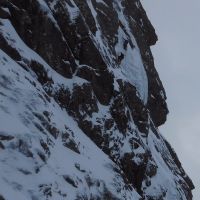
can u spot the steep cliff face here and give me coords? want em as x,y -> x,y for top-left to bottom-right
0,0 -> 194,200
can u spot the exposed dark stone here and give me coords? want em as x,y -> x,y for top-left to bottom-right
121,152 -> 148,194
110,94 -> 128,134
77,66 -> 114,105
46,0 -> 88,60
8,0 -> 75,78
148,92 -> 168,127
37,151 -> 46,162
104,119 -> 114,131
123,0 -> 158,46
63,175 -> 78,188
29,61 -> 53,86
149,120 -> 160,139
102,185 -> 119,200
78,38 -> 107,70
0,194 -> 5,200
75,163 -> 86,173
85,174 -> 94,188
49,0 -> 115,82
47,0 -> 108,72
46,125 -> 59,139
0,6 -> 10,18
62,132 -> 80,154
0,0 -> 9,7
76,65 -> 95,82
79,120 -> 104,147
146,161 -> 157,178
54,85 -> 71,109
92,69 -> 114,105
18,139 -> 33,158
0,141 -> 5,149
39,184 -> 52,198
40,139 -> 50,156
164,139 -> 194,190
0,34 -> 21,60
18,168 -> 32,175
0,0 -> 194,199
0,134 -> 14,141
73,0 -> 97,34
119,81 -> 149,134
92,0 -> 119,49
69,83 -> 98,118
121,0 -> 168,127
34,112 -> 59,139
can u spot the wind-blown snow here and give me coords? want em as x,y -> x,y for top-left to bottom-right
64,1 -> 80,24
0,49 -> 140,200
84,0 -> 148,103
0,18 -> 88,92
146,130 -> 188,200
0,1 -> 193,199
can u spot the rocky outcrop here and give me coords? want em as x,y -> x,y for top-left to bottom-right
0,0 -> 194,199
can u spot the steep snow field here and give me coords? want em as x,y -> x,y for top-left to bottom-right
0,0 -> 194,199
0,49 -> 140,200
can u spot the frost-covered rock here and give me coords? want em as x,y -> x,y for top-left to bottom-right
0,0 -> 194,199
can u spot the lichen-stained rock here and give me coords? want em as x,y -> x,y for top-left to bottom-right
0,0 -> 194,200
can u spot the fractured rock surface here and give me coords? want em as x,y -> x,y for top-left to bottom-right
0,0 -> 194,199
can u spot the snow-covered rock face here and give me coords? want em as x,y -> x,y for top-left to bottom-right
0,0 -> 194,200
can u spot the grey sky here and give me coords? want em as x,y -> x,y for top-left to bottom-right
141,1 -> 200,199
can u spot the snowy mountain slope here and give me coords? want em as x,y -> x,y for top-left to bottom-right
0,0 -> 194,199
0,49 -> 141,200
